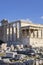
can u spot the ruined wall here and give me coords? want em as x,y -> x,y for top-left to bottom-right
30,38 -> 43,47
21,37 -> 30,46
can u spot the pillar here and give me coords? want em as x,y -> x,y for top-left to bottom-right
41,29 -> 43,38
38,30 -> 41,38
29,29 -> 31,37
13,23 -> 16,41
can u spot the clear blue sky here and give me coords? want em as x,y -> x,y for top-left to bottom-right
0,0 -> 43,24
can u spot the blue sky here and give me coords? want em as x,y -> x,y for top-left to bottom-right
0,0 -> 43,24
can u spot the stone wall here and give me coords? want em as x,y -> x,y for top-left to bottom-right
30,38 -> 43,47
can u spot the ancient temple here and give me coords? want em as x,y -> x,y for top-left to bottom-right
0,19 -> 43,47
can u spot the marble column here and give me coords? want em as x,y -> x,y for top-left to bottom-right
41,30 -> 42,38
29,29 -> 31,37
41,29 -> 43,38
38,30 -> 41,38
